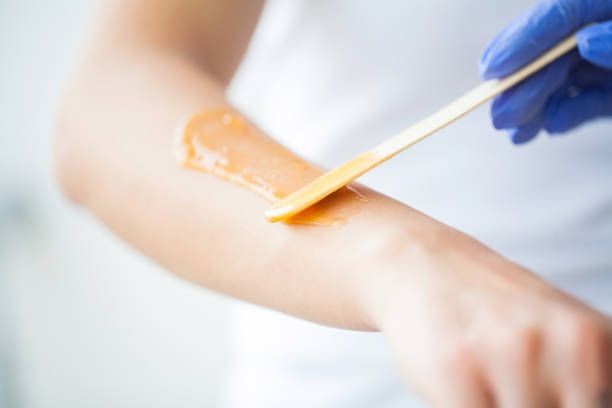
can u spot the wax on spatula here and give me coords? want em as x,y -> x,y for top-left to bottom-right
265,34 -> 578,223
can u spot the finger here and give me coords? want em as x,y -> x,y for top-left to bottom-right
486,327 -> 550,408
551,317 -> 610,408
491,53 -> 578,129
544,87 -> 612,134
481,0 -> 612,80
429,349 -> 493,408
505,87 -> 566,145
507,113 -> 545,145
578,21 -> 612,71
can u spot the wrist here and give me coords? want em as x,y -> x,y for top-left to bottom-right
354,212 -> 500,333
353,211 -> 453,331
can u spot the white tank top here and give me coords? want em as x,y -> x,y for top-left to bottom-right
225,1 -> 612,406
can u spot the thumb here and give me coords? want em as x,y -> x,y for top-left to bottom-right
578,22 -> 612,70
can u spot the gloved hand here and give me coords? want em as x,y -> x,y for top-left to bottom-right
480,0 -> 612,144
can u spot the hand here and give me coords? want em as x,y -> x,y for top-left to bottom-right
365,231 -> 612,407
480,0 -> 612,144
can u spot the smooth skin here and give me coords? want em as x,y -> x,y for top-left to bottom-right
55,1 -> 612,406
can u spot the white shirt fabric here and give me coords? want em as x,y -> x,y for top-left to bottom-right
225,1 -> 612,406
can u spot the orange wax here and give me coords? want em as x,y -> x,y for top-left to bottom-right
175,107 -> 366,226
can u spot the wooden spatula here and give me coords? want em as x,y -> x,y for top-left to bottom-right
265,34 -> 578,223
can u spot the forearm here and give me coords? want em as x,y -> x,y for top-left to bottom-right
56,37 -> 491,330
55,0 -> 527,334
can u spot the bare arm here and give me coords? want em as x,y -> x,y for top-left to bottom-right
56,1 -> 612,405
55,0 -> 422,329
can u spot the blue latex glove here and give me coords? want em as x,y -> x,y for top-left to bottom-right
480,0 -> 612,144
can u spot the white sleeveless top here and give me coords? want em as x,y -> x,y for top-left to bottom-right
226,1 -> 612,406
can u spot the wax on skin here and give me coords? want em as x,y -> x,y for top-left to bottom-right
175,108 -> 367,226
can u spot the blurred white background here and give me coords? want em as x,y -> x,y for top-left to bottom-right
0,1 -> 230,407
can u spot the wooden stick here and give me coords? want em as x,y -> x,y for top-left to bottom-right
265,34 -> 578,223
